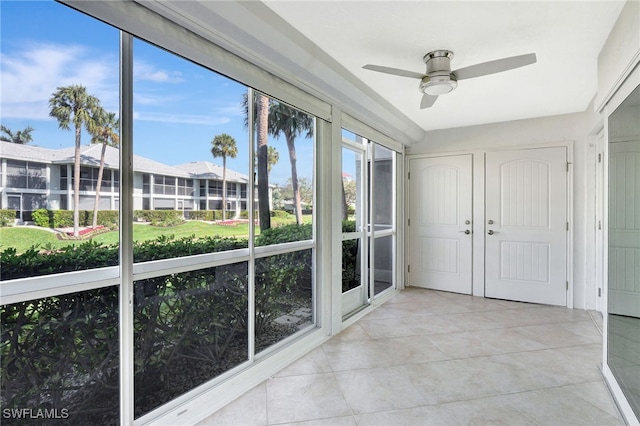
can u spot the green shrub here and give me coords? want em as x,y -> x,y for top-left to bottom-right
270,209 -> 291,219
0,224 -> 316,420
186,210 -> 215,221
31,208 -> 52,227
134,210 -> 183,226
0,210 -> 16,227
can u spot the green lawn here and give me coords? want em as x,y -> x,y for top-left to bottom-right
1,216 -> 310,254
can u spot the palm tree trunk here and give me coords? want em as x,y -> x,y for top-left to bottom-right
73,123 -> 82,237
286,134 -> 303,225
222,156 -> 227,221
92,142 -> 107,228
341,179 -> 348,221
257,95 -> 271,230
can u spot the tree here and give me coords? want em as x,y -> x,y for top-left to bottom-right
268,101 -> 313,224
255,145 -> 279,176
49,85 -> 100,237
211,133 -> 238,220
89,108 -> 119,228
1,125 -> 34,144
243,92 -> 271,230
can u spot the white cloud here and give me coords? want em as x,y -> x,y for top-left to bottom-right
0,42 -> 119,120
134,60 -> 184,83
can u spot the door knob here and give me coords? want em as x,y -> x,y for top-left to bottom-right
488,220 -> 494,225
459,230 -> 471,235
465,220 -> 471,225
487,230 -> 497,235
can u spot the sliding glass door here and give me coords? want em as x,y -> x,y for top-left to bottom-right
341,130 -> 397,318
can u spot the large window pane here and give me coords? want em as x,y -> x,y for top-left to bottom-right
255,250 -> 313,353
0,0 -> 120,275
1,287 -> 119,425
134,263 -> 248,418
132,38 -> 251,262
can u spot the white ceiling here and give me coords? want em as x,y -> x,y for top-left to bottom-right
263,1 -> 626,132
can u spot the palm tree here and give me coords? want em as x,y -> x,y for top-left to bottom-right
49,85 -> 100,237
243,92 -> 271,230
266,146 -> 279,175
211,133 -> 238,220
89,108 -> 120,228
268,101 -> 313,225
1,125 -> 34,144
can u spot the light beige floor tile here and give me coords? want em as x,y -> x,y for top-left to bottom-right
275,347 -> 332,377
439,395 -> 537,426
425,328 -> 548,358
512,320 -> 602,348
321,339 -> 396,371
333,366 -> 427,414
197,382 -> 267,425
276,415 -> 358,426
375,335 -> 451,365
354,405 -> 457,425
358,315 -> 463,339
439,311 -> 507,331
506,385 -> 624,425
362,302 -> 437,320
330,322 -> 371,343
561,381 -> 624,419
266,373 -> 351,424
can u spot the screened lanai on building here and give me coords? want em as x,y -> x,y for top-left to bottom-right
0,0 -> 639,425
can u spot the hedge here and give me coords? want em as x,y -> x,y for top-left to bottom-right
31,209 -> 119,228
0,224 -> 315,423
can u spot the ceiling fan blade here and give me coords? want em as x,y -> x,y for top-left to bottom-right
362,64 -> 425,79
453,53 -> 537,80
420,94 -> 438,109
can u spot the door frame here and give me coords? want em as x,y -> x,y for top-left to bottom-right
406,141 -> 574,307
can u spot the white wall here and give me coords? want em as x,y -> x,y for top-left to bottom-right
407,110 -> 598,309
595,0 -> 640,111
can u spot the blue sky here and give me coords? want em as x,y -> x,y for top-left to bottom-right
0,0 -> 314,185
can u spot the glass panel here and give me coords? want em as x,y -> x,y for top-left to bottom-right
255,250 -> 313,353
134,263 -> 248,418
373,235 -> 394,295
132,37 -> 250,262
1,287 -> 119,424
252,93 -> 314,243
373,144 -> 394,231
342,239 -> 361,292
607,83 -> 640,418
0,0 -> 119,277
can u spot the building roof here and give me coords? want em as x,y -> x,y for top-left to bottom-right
174,161 -> 250,184
0,141 -> 248,182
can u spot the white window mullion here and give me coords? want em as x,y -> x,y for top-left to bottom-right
247,88 -> 256,362
119,31 -> 135,426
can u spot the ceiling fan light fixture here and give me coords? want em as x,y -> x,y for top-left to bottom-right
420,74 -> 458,96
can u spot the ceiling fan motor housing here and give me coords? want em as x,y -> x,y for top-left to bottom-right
420,50 -> 458,95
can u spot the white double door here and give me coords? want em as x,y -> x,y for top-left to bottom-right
408,147 -> 567,306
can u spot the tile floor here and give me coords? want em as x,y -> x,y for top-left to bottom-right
198,288 -> 624,425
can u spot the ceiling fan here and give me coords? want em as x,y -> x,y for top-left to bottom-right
363,50 -> 537,109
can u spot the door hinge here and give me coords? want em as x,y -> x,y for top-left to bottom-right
566,162 -> 570,172
408,218 -> 410,226
566,281 -> 569,291
566,222 -> 569,231
408,265 -> 411,273
598,288 -> 602,297
598,153 -> 602,163
408,172 -> 410,179
598,220 -> 601,230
